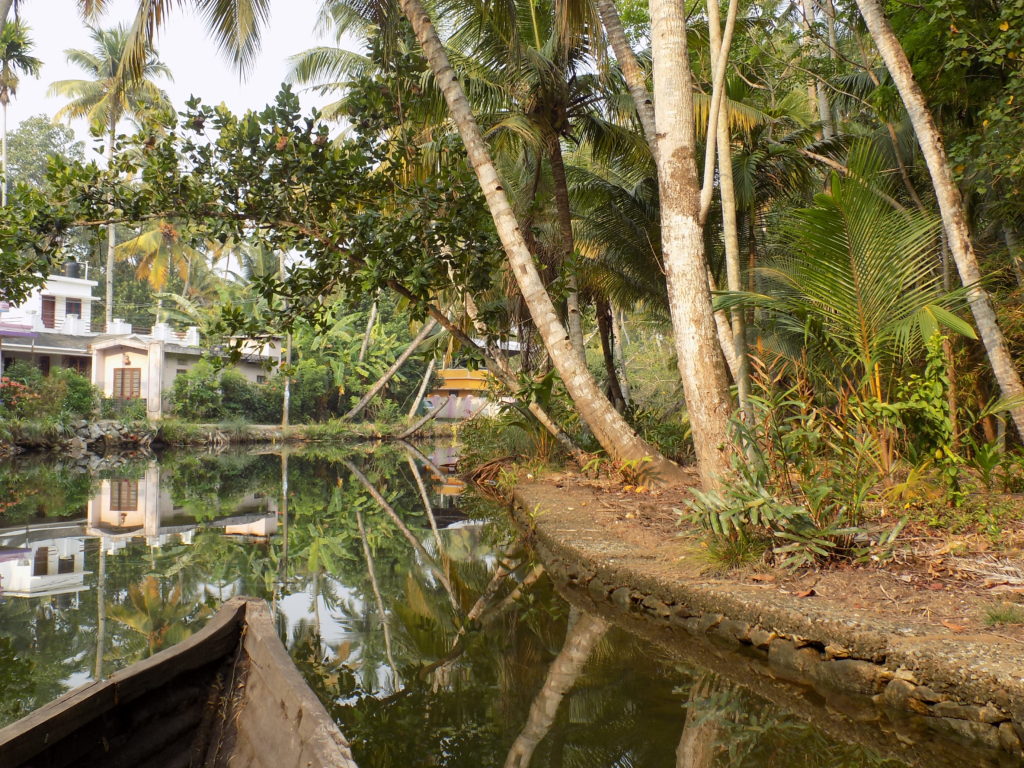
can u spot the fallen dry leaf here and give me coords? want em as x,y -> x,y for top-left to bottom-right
941,620 -> 967,633
983,579 -> 1010,589
927,582 -> 945,591
750,574 -> 777,583
795,588 -> 816,598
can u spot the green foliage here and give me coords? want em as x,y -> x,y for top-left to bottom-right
49,367 -> 99,418
897,334 -> 964,503
0,364 -> 98,421
5,115 -> 85,191
169,359 -> 224,421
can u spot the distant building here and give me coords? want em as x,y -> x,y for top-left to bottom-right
0,264 -> 282,419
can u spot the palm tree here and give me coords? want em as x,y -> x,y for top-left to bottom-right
853,0 -> 1024,438
49,24 -> 171,327
723,155 -> 976,398
0,20 -> 41,206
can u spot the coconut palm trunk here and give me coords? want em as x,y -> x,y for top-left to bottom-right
708,0 -> 752,423
595,0 -> 741,390
397,0 -> 686,483
549,136 -> 586,363
650,0 -> 734,487
0,0 -> 12,30
105,116 -> 117,327
1,97 -> 7,207
854,0 -> 1024,437
800,0 -> 834,138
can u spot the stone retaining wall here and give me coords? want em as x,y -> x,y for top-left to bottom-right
512,484 -> 1024,763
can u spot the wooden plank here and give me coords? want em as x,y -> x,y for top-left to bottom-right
0,597 -> 249,767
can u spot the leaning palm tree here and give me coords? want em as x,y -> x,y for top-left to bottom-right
49,24 -> 171,327
0,20 -> 41,206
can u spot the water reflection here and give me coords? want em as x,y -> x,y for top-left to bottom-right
0,446 -> 994,767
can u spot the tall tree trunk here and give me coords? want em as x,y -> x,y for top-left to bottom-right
1003,226 -> 1024,289
596,298 -> 627,412
407,357 -> 436,418
800,0 -> 834,138
548,136 -> 586,363
503,611 -> 609,768
610,309 -> 631,404
105,123 -> 116,327
594,0 -> 657,154
358,299 -> 378,363
343,318 -> 438,421
355,506 -> 399,685
650,0 -> 735,487
595,0 -> 740,387
397,0 -> 686,483
854,0 -> 1024,437
708,0 -> 752,424
2,99 -> 8,207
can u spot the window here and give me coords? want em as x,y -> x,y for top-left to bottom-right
176,369 -> 187,376
65,298 -> 82,319
38,356 -> 50,376
112,368 -> 141,400
33,547 -> 49,576
41,296 -> 55,328
111,479 -> 138,512
256,375 -> 266,384
57,556 -> 75,575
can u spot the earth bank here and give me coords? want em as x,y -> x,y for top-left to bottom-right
511,474 -> 1024,762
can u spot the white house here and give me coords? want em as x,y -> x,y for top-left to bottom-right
0,264 -> 282,418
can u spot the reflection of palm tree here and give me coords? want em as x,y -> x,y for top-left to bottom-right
503,609 -> 609,768
676,673 -> 722,768
355,506 -> 398,686
107,575 -> 209,657
343,458 -> 460,612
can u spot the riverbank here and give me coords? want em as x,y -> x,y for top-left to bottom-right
511,472 -> 1024,761
0,417 -> 455,457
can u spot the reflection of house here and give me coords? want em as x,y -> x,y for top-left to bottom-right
87,461 -> 278,551
0,522 -> 90,599
0,265 -> 282,418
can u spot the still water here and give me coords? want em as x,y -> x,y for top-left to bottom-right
0,444 -> 1002,767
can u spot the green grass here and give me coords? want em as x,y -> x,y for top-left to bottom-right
984,602 -> 1024,626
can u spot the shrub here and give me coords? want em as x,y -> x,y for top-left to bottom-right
50,367 -> 98,418
169,359 -> 224,421
220,370 -> 261,420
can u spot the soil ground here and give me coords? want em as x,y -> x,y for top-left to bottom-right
522,468 -> 1024,643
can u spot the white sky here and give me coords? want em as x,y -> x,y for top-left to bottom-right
9,0 -> 354,147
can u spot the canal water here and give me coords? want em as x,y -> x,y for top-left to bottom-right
0,445 -> 1004,767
